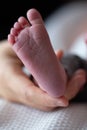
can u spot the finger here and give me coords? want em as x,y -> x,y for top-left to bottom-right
65,69 -> 86,100
55,50 -> 64,60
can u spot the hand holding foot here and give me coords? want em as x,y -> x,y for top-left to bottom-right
0,42 -> 86,111
8,8 -> 67,97
0,41 -> 68,111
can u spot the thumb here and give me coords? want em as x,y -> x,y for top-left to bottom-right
55,50 -> 64,60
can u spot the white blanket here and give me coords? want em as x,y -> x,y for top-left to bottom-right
0,99 -> 87,130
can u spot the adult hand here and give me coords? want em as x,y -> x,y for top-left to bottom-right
0,40 -> 68,111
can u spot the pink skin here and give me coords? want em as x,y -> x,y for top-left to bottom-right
8,9 -> 67,97
84,34 -> 87,65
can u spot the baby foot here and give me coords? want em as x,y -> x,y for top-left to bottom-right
8,9 -> 66,97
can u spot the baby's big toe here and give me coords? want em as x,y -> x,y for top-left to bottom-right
27,8 -> 44,25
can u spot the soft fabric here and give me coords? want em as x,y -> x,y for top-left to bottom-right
0,99 -> 87,130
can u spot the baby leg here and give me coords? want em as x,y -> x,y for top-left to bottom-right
8,9 -> 66,97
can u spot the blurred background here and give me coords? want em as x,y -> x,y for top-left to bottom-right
0,0 -> 84,40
